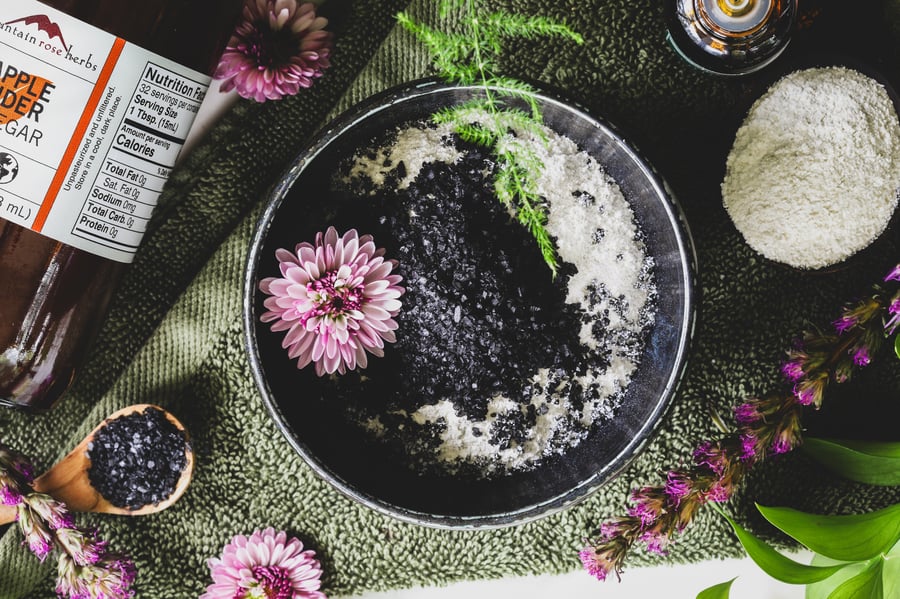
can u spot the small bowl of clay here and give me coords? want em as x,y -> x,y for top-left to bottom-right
721,63 -> 900,272
243,79 -> 696,528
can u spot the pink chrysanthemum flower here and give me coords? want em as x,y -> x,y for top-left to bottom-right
260,227 -> 404,376
215,0 -> 333,102
201,528 -> 326,599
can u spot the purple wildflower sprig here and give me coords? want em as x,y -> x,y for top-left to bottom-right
0,443 -> 136,599
581,263 -> 900,582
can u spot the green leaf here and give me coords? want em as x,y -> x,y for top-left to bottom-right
807,536 -> 900,598
883,544 -> 900,599
758,503 -> 900,562
802,438 -> 900,486
894,334 -> 899,359
806,556 -> 867,599
826,558 -> 882,599
712,505 -> 847,584
697,578 -> 736,599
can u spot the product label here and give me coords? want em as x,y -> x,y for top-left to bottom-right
0,1 -> 210,262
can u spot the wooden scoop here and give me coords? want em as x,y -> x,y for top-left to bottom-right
0,404 -> 194,525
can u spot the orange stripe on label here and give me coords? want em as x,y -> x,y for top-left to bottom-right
33,37 -> 126,232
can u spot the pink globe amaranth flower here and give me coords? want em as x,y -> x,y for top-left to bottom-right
260,227 -> 404,376
215,0 -> 333,102
201,528 -> 325,599
884,263 -> 900,283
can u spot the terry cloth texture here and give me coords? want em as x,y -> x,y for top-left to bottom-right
2,0 -> 900,596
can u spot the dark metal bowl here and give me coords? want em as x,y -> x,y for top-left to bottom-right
243,79 -> 696,529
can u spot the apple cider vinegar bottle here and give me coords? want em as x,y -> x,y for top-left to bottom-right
0,0 -> 243,411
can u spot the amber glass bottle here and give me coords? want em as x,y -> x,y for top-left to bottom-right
666,0 -> 797,75
0,0 -> 243,411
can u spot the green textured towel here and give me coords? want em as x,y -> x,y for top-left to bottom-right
2,0 -> 900,597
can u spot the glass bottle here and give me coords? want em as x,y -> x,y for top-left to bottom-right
0,0 -> 243,411
666,0 -> 798,76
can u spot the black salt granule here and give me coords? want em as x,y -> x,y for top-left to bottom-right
87,406 -> 188,510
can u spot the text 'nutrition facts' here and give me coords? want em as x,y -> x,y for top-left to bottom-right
73,61 -> 204,253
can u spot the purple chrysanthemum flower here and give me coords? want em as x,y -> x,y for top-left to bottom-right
55,527 -> 107,567
770,437 -> 792,455
793,376 -> 826,407
738,433 -> 758,461
627,488 -> 662,527
793,384 -> 816,406
886,297 -> 900,335
55,553 -> 136,599
215,0 -> 333,102
833,315 -> 857,334
884,263 -> 900,283
579,546 -> 613,581
599,520 -> 628,540
1,484 -> 22,506
28,494 -> 75,531
201,528 -> 325,599
693,441 -> 727,476
17,506 -> 54,562
259,227 -> 404,376
627,503 -> 658,528
734,402 -> 760,426
639,531 -> 670,556
704,482 -> 732,503
663,471 -> 692,505
852,346 -> 871,367
780,359 -> 805,383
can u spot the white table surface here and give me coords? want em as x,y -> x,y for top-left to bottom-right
344,555 -> 808,599
184,89 -> 809,599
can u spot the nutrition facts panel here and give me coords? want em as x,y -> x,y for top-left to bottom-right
71,62 -> 206,252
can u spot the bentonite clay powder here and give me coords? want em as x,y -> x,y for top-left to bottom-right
87,406 -> 189,510
722,67 -> 900,269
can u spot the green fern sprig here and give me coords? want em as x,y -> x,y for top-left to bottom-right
397,1 -> 583,277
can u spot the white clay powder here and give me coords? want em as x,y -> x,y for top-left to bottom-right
722,67 -> 900,269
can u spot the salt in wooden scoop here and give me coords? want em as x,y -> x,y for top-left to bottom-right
0,404 -> 193,525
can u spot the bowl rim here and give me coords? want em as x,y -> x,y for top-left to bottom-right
242,77 -> 699,529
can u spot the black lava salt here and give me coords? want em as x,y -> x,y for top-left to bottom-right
277,120 -> 657,477
87,406 -> 188,510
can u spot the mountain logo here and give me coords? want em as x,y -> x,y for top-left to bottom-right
6,14 -> 70,52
